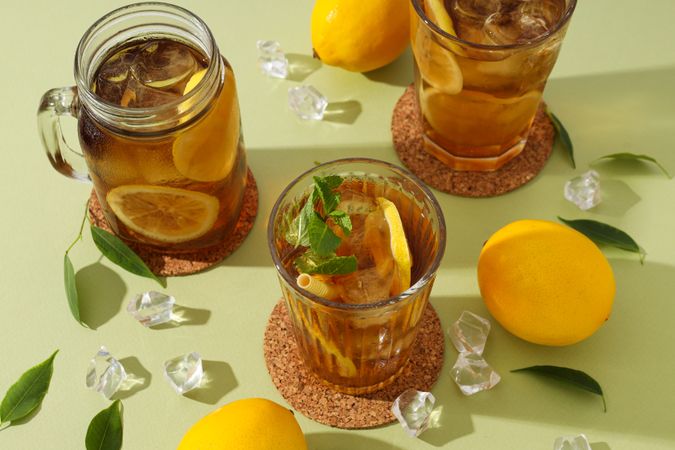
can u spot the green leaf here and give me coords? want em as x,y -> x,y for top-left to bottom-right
558,217 -> 645,263
0,351 -> 58,425
313,176 -> 340,213
64,254 -> 83,326
308,212 -> 341,256
592,152 -> 672,178
86,400 -> 123,450
328,210 -> 352,236
295,251 -> 358,275
512,365 -> 606,412
546,107 -> 575,168
90,226 -> 164,286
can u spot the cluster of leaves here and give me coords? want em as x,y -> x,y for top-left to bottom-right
285,175 -> 357,275
64,202 -> 163,326
0,352 -> 123,449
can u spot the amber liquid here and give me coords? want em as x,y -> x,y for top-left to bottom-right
277,178 -> 440,393
79,38 -> 247,250
414,0 -> 568,170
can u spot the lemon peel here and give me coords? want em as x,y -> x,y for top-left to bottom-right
376,197 -> 412,294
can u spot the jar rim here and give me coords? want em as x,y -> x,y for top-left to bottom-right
74,2 -> 222,134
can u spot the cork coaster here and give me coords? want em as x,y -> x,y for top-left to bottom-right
392,84 -> 555,197
263,299 -> 444,429
88,168 -> 258,276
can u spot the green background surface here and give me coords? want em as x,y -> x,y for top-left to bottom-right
2,0 -> 675,448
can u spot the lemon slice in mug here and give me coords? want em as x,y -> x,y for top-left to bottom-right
376,197 -> 412,294
106,185 -> 219,243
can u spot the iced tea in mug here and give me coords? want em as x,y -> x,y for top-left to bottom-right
38,3 -> 247,250
411,0 -> 576,171
268,159 -> 446,394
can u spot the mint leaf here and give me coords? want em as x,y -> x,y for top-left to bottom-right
314,176 -> 340,214
322,175 -> 343,190
292,193 -> 316,248
308,212 -> 341,256
295,251 -> 358,275
328,210 -> 352,236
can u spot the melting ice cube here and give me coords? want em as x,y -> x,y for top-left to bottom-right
450,352 -> 501,395
391,389 -> 436,437
257,40 -> 289,79
288,85 -> 327,120
564,170 -> 601,211
85,346 -> 127,399
127,291 -> 175,327
554,434 -> 592,450
163,352 -> 203,394
449,311 -> 491,356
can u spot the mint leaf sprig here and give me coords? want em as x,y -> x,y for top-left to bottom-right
286,175 -> 357,275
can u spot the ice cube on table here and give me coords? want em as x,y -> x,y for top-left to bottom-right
86,346 -> 127,399
564,170 -> 601,210
127,291 -> 175,327
164,352 -> 203,394
449,311 -> 491,356
554,434 -> 592,450
450,352 -> 501,395
288,85 -> 328,120
391,389 -> 436,437
131,41 -> 198,92
257,40 -> 289,79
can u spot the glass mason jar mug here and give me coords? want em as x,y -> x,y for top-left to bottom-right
38,2 -> 248,251
268,158 -> 446,394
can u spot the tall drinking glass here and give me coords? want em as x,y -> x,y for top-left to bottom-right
411,0 -> 577,171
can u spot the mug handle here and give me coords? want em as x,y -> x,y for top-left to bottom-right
37,86 -> 91,182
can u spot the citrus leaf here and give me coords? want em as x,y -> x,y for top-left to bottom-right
90,226 -> 164,286
64,254 -> 84,326
558,217 -> 645,263
545,107 -> 575,168
0,351 -> 58,425
512,365 -> 606,412
592,152 -> 671,178
85,400 -> 123,450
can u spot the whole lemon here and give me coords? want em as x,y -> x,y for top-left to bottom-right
477,220 -> 615,346
177,398 -> 308,450
311,0 -> 410,72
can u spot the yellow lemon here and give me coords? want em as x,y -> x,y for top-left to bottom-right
477,220 -> 615,346
412,0 -> 463,94
177,398 -> 308,450
376,197 -> 412,294
106,185 -> 219,243
311,0 -> 409,72
172,67 -> 240,182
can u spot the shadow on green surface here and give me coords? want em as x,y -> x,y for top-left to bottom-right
364,47 -> 413,88
286,53 -> 322,82
185,360 -> 237,405
324,101 -> 362,125
150,305 -> 211,330
545,66 -> 675,171
593,179 -> 641,217
306,432 -> 405,450
114,356 -> 151,400
76,262 -> 127,329
591,442 -> 612,450
431,261 -> 675,443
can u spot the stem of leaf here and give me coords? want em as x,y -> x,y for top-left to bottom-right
602,394 -> 607,413
65,200 -> 90,255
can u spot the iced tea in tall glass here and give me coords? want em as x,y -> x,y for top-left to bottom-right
411,0 -> 576,171
268,159 -> 446,394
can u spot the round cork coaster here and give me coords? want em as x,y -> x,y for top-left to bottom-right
88,168 -> 258,277
392,84 -> 555,197
263,299 -> 444,429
